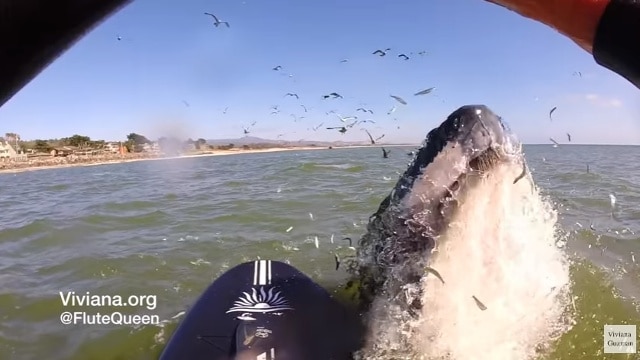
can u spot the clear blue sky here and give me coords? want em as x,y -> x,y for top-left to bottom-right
1,0 -> 639,144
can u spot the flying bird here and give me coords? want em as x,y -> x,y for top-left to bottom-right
300,105 -> 308,112
549,138 -> 560,146
327,126 -> 348,134
335,114 -> 357,122
567,133 -> 572,142
356,107 -> 374,114
363,129 -> 384,144
398,54 -> 410,60
312,123 -> 324,131
323,92 -> 343,99
340,59 -> 349,63
203,12 -> 230,27
372,48 -> 391,56
387,106 -> 397,115
414,87 -> 435,96
382,147 -> 390,158
272,65 -> 282,71
549,106 -> 557,121
572,71 -> 582,77
390,95 -> 407,105
290,114 -> 304,122
285,93 -> 299,99
417,50 -> 427,56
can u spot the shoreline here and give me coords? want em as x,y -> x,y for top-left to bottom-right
0,144 -> 415,175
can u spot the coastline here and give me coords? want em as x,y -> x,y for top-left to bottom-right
0,144 -> 415,175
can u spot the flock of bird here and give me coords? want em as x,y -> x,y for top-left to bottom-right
190,11 -> 443,146
116,11 -> 580,148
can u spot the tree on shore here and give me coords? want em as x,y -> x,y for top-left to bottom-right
195,138 -> 207,150
62,134 -> 91,148
127,133 -> 151,145
33,140 -> 52,152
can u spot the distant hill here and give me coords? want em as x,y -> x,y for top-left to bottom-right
205,136 -> 410,147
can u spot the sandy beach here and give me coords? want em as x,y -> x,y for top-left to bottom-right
0,144 -> 414,175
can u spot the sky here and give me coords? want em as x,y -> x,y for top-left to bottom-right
0,0 -> 639,145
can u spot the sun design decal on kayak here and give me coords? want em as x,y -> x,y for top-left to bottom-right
226,287 -> 294,313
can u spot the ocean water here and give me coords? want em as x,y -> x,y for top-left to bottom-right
0,144 -> 639,360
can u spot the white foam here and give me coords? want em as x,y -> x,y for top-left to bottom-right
362,161 -> 573,359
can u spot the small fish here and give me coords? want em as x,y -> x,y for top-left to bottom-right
513,161 -> 527,184
286,226 -> 293,232
549,106 -> 557,121
342,237 -> 353,247
314,236 -> 319,249
330,234 -> 334,243
425,266 -> 445,284
609,193 -> 616,208
632,254 -> 636,263
472,295 -> 487,311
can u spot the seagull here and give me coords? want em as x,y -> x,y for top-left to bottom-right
398,54 -> 410,60
414,87 -> 435,96
363,129 -> 384,144
358,119 -> 376,125
273,65 -> 282,71
550,137 -> 560,147
572,71 -> 582,77
418,50 -> 427,56
323,92 -> 343,99
549,106 -> 557,121
340,59 -> 349,63
300,105 -> 308,112
382,148 -> 391,158
327,126 -> 348,134
390,95 -> 407,105
312,123 -> 324,131
567,133 -> 572,142
223,107 -> 228,114
335,114 -> 357,122
203,13 -> 230,27
372,48 -> 391,56
285,93 -> 299,99
243,127 -> 250,135
290,114 -> 304,122
356,107 -> 374,114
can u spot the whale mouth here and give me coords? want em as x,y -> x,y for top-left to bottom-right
352,105 -> 526,313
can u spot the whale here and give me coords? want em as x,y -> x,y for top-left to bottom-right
346,104 -> 529,355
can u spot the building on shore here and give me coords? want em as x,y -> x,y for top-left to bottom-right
0,141 -> 27,161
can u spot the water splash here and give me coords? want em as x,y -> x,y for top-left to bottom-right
362,161 -> 572,359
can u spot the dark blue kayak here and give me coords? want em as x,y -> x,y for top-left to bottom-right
160,260 -> 365,360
